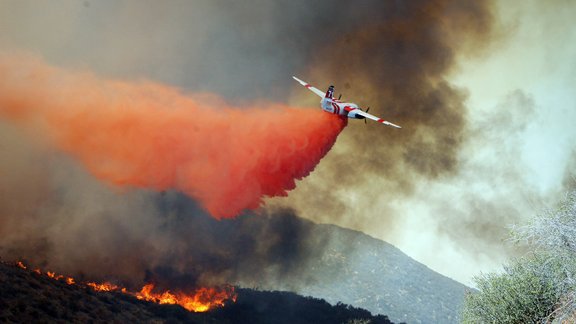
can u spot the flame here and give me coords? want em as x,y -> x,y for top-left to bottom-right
135,283 -> 236,312
46,270 -> 71,281
15,261 -> 236,312
87,282 -> 119,292
47,271 -> 59,279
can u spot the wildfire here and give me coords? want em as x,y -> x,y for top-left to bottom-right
136,283 -> 237,312
41,269 -> 76,284
14,261 -> 236,312
87,282 -> 121,292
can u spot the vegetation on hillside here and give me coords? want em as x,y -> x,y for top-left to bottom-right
0,260 -> 393,323
463,191 -> 576,323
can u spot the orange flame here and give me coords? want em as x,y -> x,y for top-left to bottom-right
135,283 -> 236,312
15,261 -> 236,312
87,282 -> 120,292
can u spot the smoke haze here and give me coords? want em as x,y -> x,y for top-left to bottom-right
1,0 -> 575,288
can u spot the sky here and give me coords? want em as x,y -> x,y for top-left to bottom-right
0,0 -> 575,287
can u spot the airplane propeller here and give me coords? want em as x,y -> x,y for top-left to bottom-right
364,107 -> 370,124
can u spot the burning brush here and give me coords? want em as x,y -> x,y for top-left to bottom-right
16,261 -> 237,313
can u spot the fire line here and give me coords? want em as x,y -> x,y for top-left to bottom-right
15,261 -> 237,313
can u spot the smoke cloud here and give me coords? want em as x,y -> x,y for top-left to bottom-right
281,0 -> 495,214
1,0 -> 574,289
0,54 -> 345,218
0,0 -> 498,288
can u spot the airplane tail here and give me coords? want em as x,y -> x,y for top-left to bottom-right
325,85 -> 334,99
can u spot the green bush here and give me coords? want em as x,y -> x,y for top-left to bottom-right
463,190 -> 576,323
462,254 -> 566,324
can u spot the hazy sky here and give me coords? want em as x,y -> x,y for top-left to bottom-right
278,0 -> 576,284
0,0 -> 575,287
412,1 -> 573,283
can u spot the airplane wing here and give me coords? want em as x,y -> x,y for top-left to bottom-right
355,109 -> 402,128
292,76 -> 325,98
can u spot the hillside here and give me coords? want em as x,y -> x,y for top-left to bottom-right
0,261 -> 393,323
0,189 -> 470,323
238,223 -> 469,323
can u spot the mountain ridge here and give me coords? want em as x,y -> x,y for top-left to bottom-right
238,220 -> 469,323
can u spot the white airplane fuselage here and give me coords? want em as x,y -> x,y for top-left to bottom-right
321,97 -> 365,119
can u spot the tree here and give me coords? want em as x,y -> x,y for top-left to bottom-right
512,191 -> 576,254
512,191 -> 576,322
463,191 -> 576,323
462,254 -> 566,323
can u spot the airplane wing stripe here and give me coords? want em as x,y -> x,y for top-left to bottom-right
292,76 -> 324,98
356,109 -> 402,128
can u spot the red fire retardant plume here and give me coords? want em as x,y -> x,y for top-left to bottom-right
0,55 -> 347,218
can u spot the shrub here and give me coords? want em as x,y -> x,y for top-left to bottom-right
463,254 -> 564,323
463,191 -> 576,323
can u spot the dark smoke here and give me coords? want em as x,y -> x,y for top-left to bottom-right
0,128 -> 326,289
142,197 -> 326,291
289,0 -> 496,215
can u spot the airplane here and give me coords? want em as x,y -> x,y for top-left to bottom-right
292,76 -> 401,128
